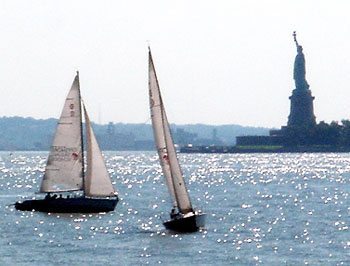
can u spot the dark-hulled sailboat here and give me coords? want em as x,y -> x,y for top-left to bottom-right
148,47 -> 206,232
15,72 -> 118,213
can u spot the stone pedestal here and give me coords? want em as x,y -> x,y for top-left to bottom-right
287,89 -> 316,127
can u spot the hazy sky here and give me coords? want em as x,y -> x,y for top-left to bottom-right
0,0 -> 349,127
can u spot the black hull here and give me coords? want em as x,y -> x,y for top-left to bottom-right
15,197 -> 118,213
163,213 -> 206,232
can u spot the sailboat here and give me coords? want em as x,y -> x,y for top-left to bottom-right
148,47 -> 206,232
15,72 -> 118,213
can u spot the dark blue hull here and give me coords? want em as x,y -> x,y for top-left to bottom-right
163,213 -> 206,232
15,196 -> 118,213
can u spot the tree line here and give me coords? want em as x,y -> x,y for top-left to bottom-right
283,120 -> 350,147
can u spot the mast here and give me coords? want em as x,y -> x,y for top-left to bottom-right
76,71 -> 85,196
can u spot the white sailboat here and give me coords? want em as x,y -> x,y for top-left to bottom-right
148,47 -> 205,232
15,72 -> 118,213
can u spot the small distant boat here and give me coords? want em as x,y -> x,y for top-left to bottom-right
148,47 -> 206,232
15,72 -> 118,213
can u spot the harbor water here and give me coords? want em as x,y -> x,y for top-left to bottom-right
0,151 -> 349,265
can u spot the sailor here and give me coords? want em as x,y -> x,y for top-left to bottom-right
170,208 -> 177,219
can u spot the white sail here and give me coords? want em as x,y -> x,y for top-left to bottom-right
40,73 -> 83,193
148,48 -> 193,214
83,104 -> 116,197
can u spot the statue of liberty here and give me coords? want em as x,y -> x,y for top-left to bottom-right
293,31 -> 309,90
287,31 -> 316,128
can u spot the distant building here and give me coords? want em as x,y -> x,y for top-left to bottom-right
237,32 -> 317,146
174,127 -> 226,146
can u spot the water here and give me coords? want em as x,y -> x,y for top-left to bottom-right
0,151 -> 349,265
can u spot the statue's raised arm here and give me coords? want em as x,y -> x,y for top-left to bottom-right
293,31 -> 299,47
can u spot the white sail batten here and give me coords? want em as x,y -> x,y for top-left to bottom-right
83,104 -> 116,197
40,73 -> 83,193
148,48 -> 193,213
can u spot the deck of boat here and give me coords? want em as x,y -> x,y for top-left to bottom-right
163,213 -> 206,232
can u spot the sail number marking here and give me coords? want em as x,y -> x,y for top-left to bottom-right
48,146 -> 79,162
69,103 -> 75,117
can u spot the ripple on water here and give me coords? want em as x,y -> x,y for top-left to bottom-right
0,151 -> 349,265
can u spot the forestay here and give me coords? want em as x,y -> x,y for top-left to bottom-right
40,73 -> 83,193
148,48 -> 193,214
83,104 -> 116,197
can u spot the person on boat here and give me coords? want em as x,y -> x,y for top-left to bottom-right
45,193 -> 51,200
170,208 -> 178,219
52,194 -> 57,199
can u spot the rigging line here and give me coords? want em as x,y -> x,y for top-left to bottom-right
142,117 -> 151,124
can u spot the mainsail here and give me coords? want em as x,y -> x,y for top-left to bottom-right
83,104 -> 116,197
148,47 -> 193,214
40,73 -> 84,193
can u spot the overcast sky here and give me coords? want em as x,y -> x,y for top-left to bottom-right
0,0 -> 349,127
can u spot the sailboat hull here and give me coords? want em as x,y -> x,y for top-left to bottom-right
15,196 -> 118,213
163,213 -> 206,232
